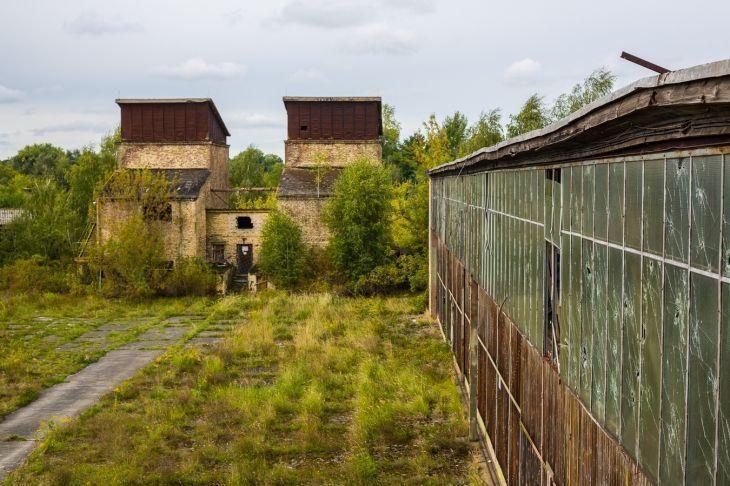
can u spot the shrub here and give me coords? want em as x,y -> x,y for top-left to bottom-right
89,213 -> 168,299
259,210 -> 307,289
324,159 -> 393,280
163,258 -> 216,296
349,254 -> 427,295
0,256 -> 70,294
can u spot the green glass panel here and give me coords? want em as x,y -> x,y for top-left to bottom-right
606,246 -> 623,436
608,163 -> 624,245
560,230 -> 573,387
580,239 -> 593,407
665,158 -> 690,263
643,159 -> 664,256
545,176 -> 554,243
625,161 -> 642,250
621,252 -> 641,457
638,257 -> 662,482
591,244 -> 608,424
553,170 -> 562,244
718,283 -> 730,485
660,264 -> 689,483
570,235 -> 582,394
571,166 -> 582,232
563,168 -> 572,237
583,164 -> 594,237
724,156 -> 730,277
690,155 -> 722,273
595,164 -> 608,240
685,273 -> 719,484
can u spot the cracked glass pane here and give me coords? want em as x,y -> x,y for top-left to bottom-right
595,163 -> 608,240
625,161 -> 642,250
643,159 -> 664,256
560,228 -> 573,388
690,155 -> 722,273
639,257 -> 662,482
583,164 -> 594,237
724,156 -> 730,277
665,158 -> 690,263
718,282 -> 730,486
570,235 -> 583,395
605,246 -> 623,436
591,244 -> 608,424
660,264 -> 689,483
571,166 -> 582,232
621,252 -> 641,458
580,238 -> 593,407
608,163 -> 624,245
686,272 -> 719,484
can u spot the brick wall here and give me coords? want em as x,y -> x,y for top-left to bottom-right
206,210 -> 269,266
284,140 -> 381,168
278,198 -> 330,246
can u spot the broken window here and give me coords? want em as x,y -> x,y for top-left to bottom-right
212,243 -> 225,264
544,241 -> 560,368
236,216 -> 253,229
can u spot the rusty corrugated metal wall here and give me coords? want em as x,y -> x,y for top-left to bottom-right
429,149 -> 730,485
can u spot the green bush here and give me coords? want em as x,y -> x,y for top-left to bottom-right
0,256 -> 70,294
349,254 -> 427,295
259,210 -> 307,289
163,258 -> 216,296
324,159 -> 393,280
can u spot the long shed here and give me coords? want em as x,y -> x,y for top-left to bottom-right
428,59 -> 730,485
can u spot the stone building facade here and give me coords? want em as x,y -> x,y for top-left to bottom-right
278,97 -> 383,245
97,99 -> 265,282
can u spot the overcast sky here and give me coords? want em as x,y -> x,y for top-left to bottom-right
1,0 -> 728,159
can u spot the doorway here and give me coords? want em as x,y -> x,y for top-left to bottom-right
236,244 -> 253,274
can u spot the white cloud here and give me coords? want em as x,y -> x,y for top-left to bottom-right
0,84 -> 23,103
153,58 -> 247,81
387,0 -> 435,14
229,113 -> 285,129
29,120 -> 112,136
64,12 -> 143,35
272,0 -> 372,28
347,24 -> 419,55
288,68 -> 329,83
503,58 -> 542,84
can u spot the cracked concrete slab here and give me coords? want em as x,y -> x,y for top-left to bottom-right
0,349 -> 162,480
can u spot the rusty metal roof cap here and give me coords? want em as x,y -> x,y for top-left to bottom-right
115,98 -> 231,136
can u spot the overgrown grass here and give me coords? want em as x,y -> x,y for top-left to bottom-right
6,292 -> 484,484
0,291 -> 215,420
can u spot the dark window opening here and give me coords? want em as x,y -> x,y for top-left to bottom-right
544,241 -> 561,368
546,168 -> 562,183
300,125 -> 308,131
236,216 -> 253,229
212,243 -> 225,264
143,203 -> 172,222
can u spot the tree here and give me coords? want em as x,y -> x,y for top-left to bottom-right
7,143 -> 70,185
229,145 -> 283,188
324,159 -> 393,280
415,115 -> 452,170
0,164 -> 30,207
550,68 -> 616,121
0,179 -> 78,263
66,130 -> 119,227
459,109 -> 504,156
506,94 -> 549,138
443,111 -> 469,158
259,210 -> 307,289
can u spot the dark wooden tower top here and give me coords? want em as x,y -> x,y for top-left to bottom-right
117,98 -> 230,144
283,97 -> 382,141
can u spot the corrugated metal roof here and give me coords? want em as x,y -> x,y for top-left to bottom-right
0,208 -> 24,226
277,167 -> 341,198
428,59 -> 730,176
115,98 -> 231,136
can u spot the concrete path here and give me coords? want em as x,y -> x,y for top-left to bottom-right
0,314 -> 226,481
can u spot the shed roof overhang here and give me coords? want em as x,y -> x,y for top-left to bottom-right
428,59 -> 730,177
